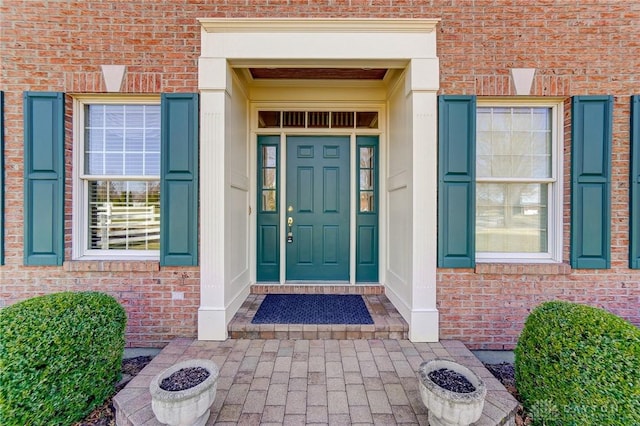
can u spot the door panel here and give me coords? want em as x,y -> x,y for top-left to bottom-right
286,136 -> 350,280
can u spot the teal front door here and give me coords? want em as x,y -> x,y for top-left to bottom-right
286,136 -> 350,281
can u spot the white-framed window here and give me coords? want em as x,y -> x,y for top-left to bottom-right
475,99 -> 563,263
72,96 -> 161,260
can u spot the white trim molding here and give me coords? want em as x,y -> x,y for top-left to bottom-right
198,18 -> 440,34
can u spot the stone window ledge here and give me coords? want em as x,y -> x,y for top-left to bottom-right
64,260 -> 160,272
474,263 -> 571,275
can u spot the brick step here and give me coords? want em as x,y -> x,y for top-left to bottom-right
250,284 -> 384,295
228,293 -> 409,340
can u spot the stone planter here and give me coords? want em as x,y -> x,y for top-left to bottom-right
418,358 -> 487,426
149,359 -> 219,426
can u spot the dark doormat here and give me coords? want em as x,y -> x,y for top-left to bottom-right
251,294 -> 374,324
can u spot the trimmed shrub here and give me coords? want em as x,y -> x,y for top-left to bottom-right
515,300 -> 640,426
0,291 -> 126,425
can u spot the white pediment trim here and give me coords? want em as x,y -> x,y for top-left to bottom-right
198,18 -> 439,34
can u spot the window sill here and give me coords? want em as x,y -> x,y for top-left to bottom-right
474,263 -> 571,275
64,260 -> 160,272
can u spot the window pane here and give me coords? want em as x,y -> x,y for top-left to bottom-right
332,111 -> 354,128
360,170 -> 373,190
477,109 -> 492,132
258,111 -> 281,128
512,108 -> 531,129
491,108 -> 511,130
105,129 -> 124,151
86,128 -> 104,151
477,155 -> 491,177
476,131 -> 492,155
511,154 -> 532,177
146,153 -> 160,176
125,105 -> 144,127
511,131 -> 532,156
360,191 -> 374,212
105,153 -> 124,175
308,111 -> 330,128
356,112 -> 378,129
263,169 -> 276,189
476,107 -> 552,179
262,146 -> 277,168
262,190 -> 277,212
125,153 -> 144,175
283,111 -> 305,127
146,128 -> 161,152
85,104 -> 160,176
145,107 -> 160,127
86,153 -> 103,175
531,108 -> 551,130
360,147 -> 374,168
476,183 -> 548,253
86,104 -> 104,127
88,180 -> 160,250
491,155 -> 511,177
126,128 -> 144,151
492,131 -> 510,155
105,105 -> 125,127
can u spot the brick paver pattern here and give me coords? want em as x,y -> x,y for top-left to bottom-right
114,338 -> 517,425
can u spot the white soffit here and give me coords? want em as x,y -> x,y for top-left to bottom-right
198,19 -> 440,64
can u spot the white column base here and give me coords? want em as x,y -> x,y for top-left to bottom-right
197,307 -> 228,341
409,308 -> 439,342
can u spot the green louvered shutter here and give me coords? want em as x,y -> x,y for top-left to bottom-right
23,92 -> 65,265
571,96 -> 612,269
160,93 -> 199,266
0,91 -> 4,265
438,95 -> 476,268
631,96 -> 640,268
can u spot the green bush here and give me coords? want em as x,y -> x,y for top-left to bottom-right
515,300 -> 640,425
0,291 -> 126,425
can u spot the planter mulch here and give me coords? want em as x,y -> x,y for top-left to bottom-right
160,366 -> 210,391
428,367 -> 476,393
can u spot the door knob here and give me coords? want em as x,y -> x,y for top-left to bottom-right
287,217 -> 294,226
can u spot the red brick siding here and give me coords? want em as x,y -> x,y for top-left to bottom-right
1,1 -> 639,349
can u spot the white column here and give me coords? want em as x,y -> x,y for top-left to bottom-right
408,57 -> 440,342
198,57 -> 229,340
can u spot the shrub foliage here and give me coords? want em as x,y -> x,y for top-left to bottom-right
515,300 -> 640,425
0,292 -> 126,425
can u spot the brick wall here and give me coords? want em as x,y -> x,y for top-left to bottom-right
1,1 -> 639,349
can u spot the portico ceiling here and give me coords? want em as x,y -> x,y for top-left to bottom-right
249,67 -> 388,80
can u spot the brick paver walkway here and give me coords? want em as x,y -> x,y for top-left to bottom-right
114,338 -> 518,425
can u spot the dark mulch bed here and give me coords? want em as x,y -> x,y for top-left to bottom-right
483,362 -> 532,426
73,356 -> 153,426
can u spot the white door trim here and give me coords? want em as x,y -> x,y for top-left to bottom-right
198,18 -> 440,342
